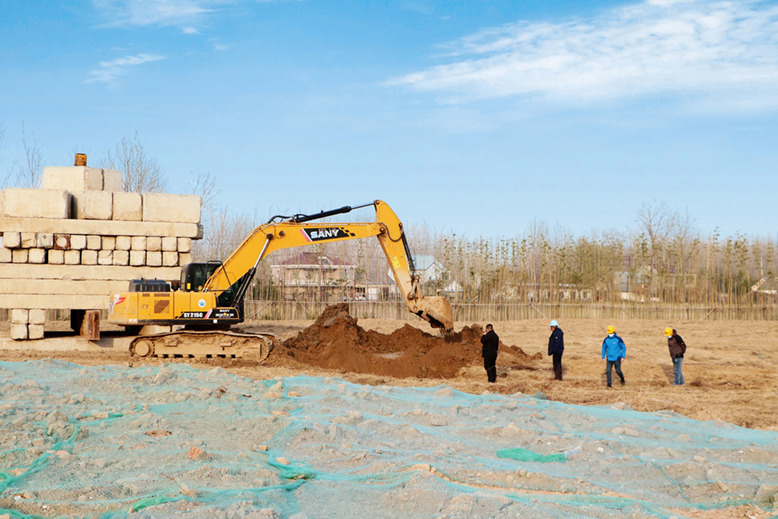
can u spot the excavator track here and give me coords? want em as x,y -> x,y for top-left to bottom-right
129,330 -> 279,362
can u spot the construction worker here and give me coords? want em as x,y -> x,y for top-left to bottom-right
548,320 -> 564,381
601,326 -> 626,388
481,324 -> 499,383
665,327 -> 686,385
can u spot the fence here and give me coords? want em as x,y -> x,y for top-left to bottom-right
244,300 -> 778,322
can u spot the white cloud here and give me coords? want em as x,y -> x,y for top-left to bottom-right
389,0 -> 778,112
214,43 -> 229,51
86,53 -> 165,84
182,26 -> 201,34
93,0 -> 220,27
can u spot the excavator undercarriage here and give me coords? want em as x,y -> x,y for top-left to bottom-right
129,330 -> 279,362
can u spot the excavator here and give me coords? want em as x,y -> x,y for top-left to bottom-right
107,200 -> 454,361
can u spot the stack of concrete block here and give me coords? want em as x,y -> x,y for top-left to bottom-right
0,161 -> 203,340
10,309 -> 46,341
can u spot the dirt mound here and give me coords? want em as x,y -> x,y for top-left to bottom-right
277,304 -> 538,379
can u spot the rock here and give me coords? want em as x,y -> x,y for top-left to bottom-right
534,391 -> 547,400
675,434 -> 691,442
433,387 -> 454,398
253,444 -> 268,452
276,457 -> 290,465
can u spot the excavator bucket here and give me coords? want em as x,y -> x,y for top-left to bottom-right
416,296 -> 454,332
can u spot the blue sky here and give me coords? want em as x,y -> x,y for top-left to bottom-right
1,0 -> 777,239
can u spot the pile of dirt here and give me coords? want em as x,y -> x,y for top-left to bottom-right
276,304 -> 539,379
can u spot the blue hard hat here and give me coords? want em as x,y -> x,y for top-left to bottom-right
550,320 -> 559,327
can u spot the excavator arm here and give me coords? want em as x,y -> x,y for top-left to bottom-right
203,200 -> 453,331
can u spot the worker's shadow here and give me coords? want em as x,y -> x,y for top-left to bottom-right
658,364 -> 674,385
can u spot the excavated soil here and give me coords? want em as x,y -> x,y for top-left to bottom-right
276,304 -> 539,379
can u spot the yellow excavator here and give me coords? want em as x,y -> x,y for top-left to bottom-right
107,200 -> 454,361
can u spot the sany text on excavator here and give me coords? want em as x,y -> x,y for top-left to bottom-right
107,200 -> 454,361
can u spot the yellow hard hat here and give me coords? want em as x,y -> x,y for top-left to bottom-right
664,327 -> 673,337
606,325 -> 615,334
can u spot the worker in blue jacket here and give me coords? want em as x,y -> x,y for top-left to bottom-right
601,326 -> 626,388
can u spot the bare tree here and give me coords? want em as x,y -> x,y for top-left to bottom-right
190,171 -> 220,227
192,206 -> 257,262
103,132 -> 166,193
12,125 -> 44,188
0,123 -> 9,188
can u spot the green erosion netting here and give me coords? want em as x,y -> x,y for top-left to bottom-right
0,359 -> 777,518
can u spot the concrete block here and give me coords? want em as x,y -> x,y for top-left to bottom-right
86,235 -> 102,250
36,233 -> 54,248
54,234 -> 71,250
0,188 -> 71,219
143,193 -> 201,223
116,236 -> 131,250
71,235 -> 86,250
10,324 -> 28,340
102,236 -> 116,250
29,309 -> 46,325
147,236 -> 162,252
103,169 -> 123,191
12,249 -> 28,263
112,250 -> 129,266
112,192 -> 142,221
0,217 -> 202,239
129,250 -> 146,266
0,247 -> 11,263
162,251 -> 178,267
3,232 -> 20,248
41,166 -> 103,191
177,237 -> 192,253
179,252 -> 193,266
27,324 -> 44,340
48,249 -> 65,264
11,309 -> 29,324
81,250 -> 97,265
162,236 -> 177,252
98,250 -> 113,265
146,251 -> 162,267
131,236 -> 146,250
28,248 -> 46,264
21,233 -> 36,248
72,191 -> 113,220
64,250 -> 81,265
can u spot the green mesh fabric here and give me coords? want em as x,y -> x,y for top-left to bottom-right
0,359 -> 777,518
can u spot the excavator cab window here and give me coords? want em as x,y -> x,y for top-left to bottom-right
181,263 -> 221,292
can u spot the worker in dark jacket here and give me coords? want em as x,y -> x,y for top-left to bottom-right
481,324 -> 499,383
665,327 -> 686,385
548,320 -> 564,381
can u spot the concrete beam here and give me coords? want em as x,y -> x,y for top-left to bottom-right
0,263 -> 180,281
41,166 -> 103,191
103,169 -> 123,191
0,278 -> 130,295
0,294 -> 114,310
0,189 -> 71,219
0,217 -> 202,239
112,192 -> 142,221
143,193 -> 202,223
71,191 -> 113,220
